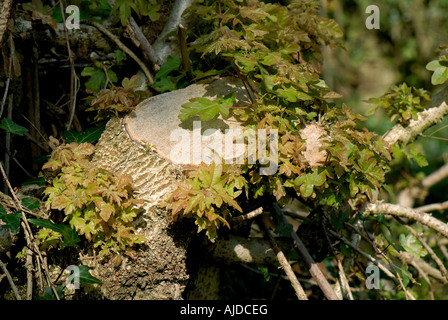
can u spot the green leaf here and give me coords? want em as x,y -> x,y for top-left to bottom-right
407,143 -> 428,167
63,125 -> 106,144
259,65 -> 274,91
317,17 -> 343,38
398,264 -> 413,287
154,55 -> 182,80
111,0 -> 137,25
426,59 -> 448,85
331,211 -> 349,230
114,50 -> 126,63
78,265 -> 102,285
399,233 -> 428,259
83,69 -> 107,92
179,92 -> 235,121
0,207 -> 22,234
0,118 -> 28,136
28,219 -> 80,248
151,76 -> 177,93
37,285 -> 64,300
22,198 -> 40,211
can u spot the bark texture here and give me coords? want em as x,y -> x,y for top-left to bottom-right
91,117 -> 192,300
88,77 -> 248,299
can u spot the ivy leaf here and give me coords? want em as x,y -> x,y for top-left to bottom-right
0,206 -> 22,234
78,265 -> 102,285
151,76 -> 177,93
63,125 -> 106,144
22,198 -> 40,211
28,219 -> 80,248
399,233 -> 428,259
99,202 -> 115,222
154,55 -> 182,80
37,285 -> 64,300
82,67 -> 117,92
0,118 -> 28,136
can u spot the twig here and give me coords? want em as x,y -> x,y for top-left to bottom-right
322,221 -> 353,300
178,24 -> 193,78
25,247 -> 33,300
127,17 -> 161,72
4,94 -> 12,193
327,229 -> 397,281
0,259 -> 21,300
403,225 -> 448,281
397,162 -> 448,208
59,1 -> 80,131
84,20 -> 155,85
230,207 -> 263,224
0,162 -> 59,300
416,201 -> 448,213
272,202 -> 340,300
0,35 -> 14,119
259,214 -> 308,300
362,202 -> 448,239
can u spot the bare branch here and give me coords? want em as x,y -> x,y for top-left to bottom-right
84,20 -> 155,85
153,0 -> 195,65
416,200 -> 448,213
384,86 -> 448,145
404,225 -> 448,282
127,17 -> 161,72
230,207 -> 263,224
362,202 -> 448,238
398,162 -> 448,208
259,215 -> 308,300
0,259 -> 21,300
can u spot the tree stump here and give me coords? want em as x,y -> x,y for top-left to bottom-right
90,77 -> 248,299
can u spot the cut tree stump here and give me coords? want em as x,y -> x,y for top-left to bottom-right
90,76 -> 249,299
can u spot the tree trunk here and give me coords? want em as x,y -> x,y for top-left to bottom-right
89,77 -> 248,299
91,117 -> 191,299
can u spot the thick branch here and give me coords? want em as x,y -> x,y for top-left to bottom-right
83,21 -> 154,84
152,0 -> 195,65
398,162 -> 448,208
362,202 -> 448,238
127,17 -> 161,72
384,87 -> 448,145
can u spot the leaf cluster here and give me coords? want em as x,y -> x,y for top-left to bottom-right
168,0 -> 391,241
163,163 -> 247,242
365,83 -> 430,126
88,75 -> 149,122
42,142 -> 145,256
151,55 -> 190,93
111,0 -> 160,26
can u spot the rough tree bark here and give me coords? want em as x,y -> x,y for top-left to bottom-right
89,76 -> 252,299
